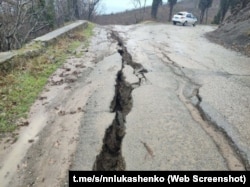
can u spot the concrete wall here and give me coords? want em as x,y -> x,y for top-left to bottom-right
0,20 -> 88,71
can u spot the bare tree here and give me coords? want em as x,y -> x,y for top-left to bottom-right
168,0 -> 177,22
51,0 -> 80,26
151,0 -> 162,19
73,0 -> 80,19
87,0 -> 101,20
0,0 -> 51,51
77,0 -> 102,21
199,0 -> 213,24
213,0 -> 230,24
131,0 -> 147,23
0,0 -> 103,51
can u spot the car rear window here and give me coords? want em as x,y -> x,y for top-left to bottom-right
177,13 -> 184,16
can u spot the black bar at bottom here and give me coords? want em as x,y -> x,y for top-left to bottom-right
68,171 -> 249,186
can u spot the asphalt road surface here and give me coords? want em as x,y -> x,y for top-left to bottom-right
1,22 -> 250,187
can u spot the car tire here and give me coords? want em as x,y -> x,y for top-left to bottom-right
183,21 -> 187,26
173,21 -> 176,25
193,23 -> 196,27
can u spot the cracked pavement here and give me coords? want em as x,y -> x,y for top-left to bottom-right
1,22 -> 250,186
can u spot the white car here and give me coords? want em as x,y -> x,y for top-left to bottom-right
172,12 -> 197,26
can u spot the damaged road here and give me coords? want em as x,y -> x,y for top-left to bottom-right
1,22 -> 250,186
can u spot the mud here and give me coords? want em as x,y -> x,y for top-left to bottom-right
1,22 -> 250,187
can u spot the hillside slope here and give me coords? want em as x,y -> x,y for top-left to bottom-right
206,3 -> 250,57
95,0 -> 219,25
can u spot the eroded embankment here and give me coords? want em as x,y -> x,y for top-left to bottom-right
93,31 -> 147,170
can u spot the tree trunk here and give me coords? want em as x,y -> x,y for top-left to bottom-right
151,0 -> 162,19
205,8 -> 208,24
73,0 -> 80,19
200,11 -> 204,24
169,6 -> 173,22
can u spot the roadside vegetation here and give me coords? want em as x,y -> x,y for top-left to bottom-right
0,23 -> 94,133
0,0 -> 101,52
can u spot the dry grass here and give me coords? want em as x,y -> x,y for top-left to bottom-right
0,22 -> 94,133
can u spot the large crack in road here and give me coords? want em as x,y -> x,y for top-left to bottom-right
158,50 -> 246,170
93,28 -> 247,170
93,31 -> 147,170
2,23 -> 250,187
